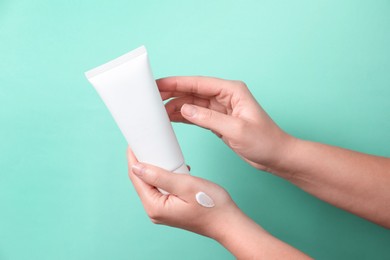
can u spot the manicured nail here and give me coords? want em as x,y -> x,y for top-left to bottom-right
181,104 -> 197,117
132,163 -> 145,175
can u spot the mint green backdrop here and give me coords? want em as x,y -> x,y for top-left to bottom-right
1,1 -> 389,259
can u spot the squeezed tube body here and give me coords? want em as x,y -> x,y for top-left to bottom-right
85,46 -> 189,175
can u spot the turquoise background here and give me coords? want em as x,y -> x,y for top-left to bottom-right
1,0 -> 389,259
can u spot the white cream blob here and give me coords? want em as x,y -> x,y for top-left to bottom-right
195,192 -> 215,208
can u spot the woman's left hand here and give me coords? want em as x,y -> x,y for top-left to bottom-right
127,147 -> 239,239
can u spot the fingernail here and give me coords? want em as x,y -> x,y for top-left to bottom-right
132,163 -> 145,175
181,104 -> 197,117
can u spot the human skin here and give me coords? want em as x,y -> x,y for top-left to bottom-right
157,76 -> 390,228
127,76 -> 390,258
128,149 -> 310,259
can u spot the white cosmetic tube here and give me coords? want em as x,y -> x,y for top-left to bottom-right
85,46 -> 189,183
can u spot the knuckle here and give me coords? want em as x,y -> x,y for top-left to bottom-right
150,217 -> 162,225
199,107 -> 213,121
146,209 -> 162,224
232,80 -> 248,90
148,170 -> 161,186
181,175 -> 200,194
181,175 -> 196,190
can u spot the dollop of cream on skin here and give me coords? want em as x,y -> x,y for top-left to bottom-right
195,192 -> 215,208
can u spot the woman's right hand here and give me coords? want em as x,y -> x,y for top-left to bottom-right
158,76 -> 295,173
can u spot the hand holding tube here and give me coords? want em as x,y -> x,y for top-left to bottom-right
127,148 -> 309,259
127,148 -> 236,237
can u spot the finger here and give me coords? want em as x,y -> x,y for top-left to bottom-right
131,163 -> 194,197
160,91 -> 213,102
160,91 -> 187,101
127,148 -> 162,202
168,111 -> 192,124
165,95 -> 209,124
168,110 -> 227,135
157,76 -> 234,97
180,104 -> 241,139
165,96 -> 227,126
127,147 -> 138,165
165,95 -> 210,116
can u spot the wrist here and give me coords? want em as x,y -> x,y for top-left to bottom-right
206,205 -> 245,241
210,206 -> 268,254
265,133 -> 301,180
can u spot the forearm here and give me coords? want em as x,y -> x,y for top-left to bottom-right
273,138 -> 390,228
212,207 -> 310,259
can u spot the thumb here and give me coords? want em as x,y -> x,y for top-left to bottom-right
131,163 -> 192,196
181,104 -> 240,138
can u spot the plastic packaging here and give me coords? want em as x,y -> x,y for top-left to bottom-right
85,46 -> 189,190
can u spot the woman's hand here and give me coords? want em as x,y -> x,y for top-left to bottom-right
157,77 -> 390,228
127,148 -> 310,259
157,76 -> 296,172
127,148 -> 239,238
